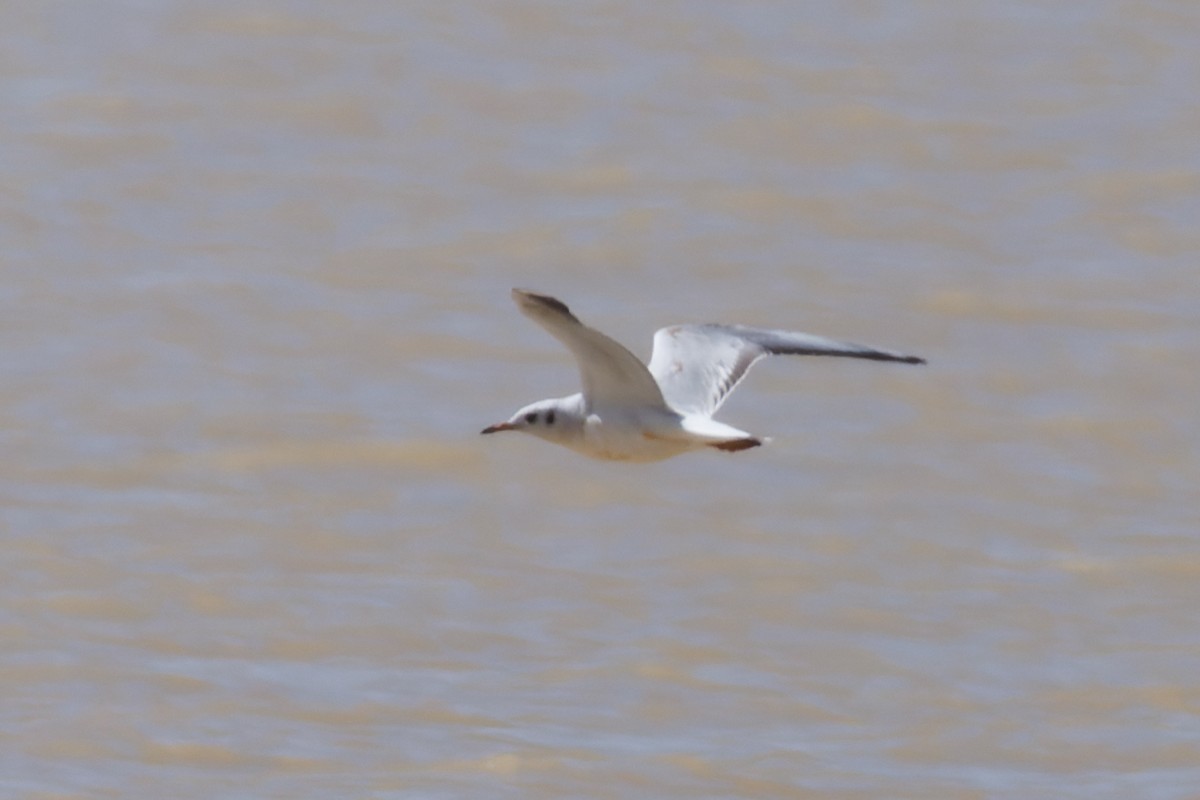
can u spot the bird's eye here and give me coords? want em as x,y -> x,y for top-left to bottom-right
546,410 -> 556,425
524,412 -> 537,424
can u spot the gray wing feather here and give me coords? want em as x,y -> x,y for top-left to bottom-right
648,323 -> 925,416
512,289 -> 667,411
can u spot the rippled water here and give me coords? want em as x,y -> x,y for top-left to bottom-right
4,2 -> 1199,798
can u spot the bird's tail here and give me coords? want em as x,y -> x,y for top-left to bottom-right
677,416 -> 768,453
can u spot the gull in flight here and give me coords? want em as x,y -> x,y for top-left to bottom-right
482,289 -> 925,462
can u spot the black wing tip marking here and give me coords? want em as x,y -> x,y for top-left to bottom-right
879,353 -> 926,365
816,350 -> 926,365
761,340 -> 928,365
512,288 -> 574,318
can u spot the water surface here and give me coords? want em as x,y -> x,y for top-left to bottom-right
3,2 -> 1199,798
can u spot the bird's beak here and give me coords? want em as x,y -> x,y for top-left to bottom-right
480,422 -> 516,434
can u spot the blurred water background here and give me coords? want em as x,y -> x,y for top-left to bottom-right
3,2 -> 1199,798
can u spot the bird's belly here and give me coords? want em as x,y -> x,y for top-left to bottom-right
573,415 -> 695,462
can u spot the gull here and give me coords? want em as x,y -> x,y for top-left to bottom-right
482,289 -> 925,462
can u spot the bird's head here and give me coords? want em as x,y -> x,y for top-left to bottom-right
481,397 -> 583,445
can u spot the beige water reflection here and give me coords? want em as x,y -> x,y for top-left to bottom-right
4,2 -> 1200,798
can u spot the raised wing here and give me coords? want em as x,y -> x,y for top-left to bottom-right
647,324 -> 925,417
511,289 -> 667,411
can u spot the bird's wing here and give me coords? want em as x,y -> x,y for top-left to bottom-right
512,289 -> 667,411
648,323 -> 925,417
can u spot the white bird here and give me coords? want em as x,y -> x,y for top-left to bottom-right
482,289 -> 925,462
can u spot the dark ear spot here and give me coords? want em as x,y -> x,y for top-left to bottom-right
546,410 -> 556,425
524,412 -> 537,424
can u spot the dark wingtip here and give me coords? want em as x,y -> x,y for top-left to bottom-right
512,288 -> 572,317
856,351 -> 926,365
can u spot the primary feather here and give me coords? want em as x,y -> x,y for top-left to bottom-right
648,323 -> 925,416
